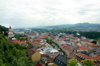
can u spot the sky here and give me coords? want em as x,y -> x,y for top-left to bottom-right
0,0 -> 100,28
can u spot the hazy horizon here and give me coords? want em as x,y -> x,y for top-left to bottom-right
0,0 -> 100,28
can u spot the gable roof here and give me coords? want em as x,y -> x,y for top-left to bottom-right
88,42 -> 100,47
8,40 -> 26,45
76,53 -> 100,64
59,39 -> 63,43
47,57 -> 54,63
53,54 -> 69,66
81,39 -> 89,42
38,35 -> 46,38
27,49 -> 36,59
80,46 -> 88,50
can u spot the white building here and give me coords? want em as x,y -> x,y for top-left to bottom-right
8,26 -> 14,38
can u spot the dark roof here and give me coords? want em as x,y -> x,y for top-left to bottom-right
53,54 -> 69,66
36,62 -> 44,66
28,49 -> 36,55
80,51 -> 89,56
27,49 -> 36,59
45,55 -> 49,58
31,45 -> 37,49
47,57 -> 54,63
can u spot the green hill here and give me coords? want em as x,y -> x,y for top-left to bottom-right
0,34 -> 35,66
0,25 -> 9,36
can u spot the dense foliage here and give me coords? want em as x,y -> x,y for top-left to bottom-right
0,34 -> 35,66
45,30 -> 100,40
14,34 -> 27,40
67,59 -> 78,66
31,28 -> 100,40
0,25 -> 9,36
81,59 -> 94,66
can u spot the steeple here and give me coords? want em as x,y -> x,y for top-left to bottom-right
9,26 -> 11,29
8,26 -> 14,38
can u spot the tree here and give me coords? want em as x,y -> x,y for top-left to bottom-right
81,59 -> 94,66
0,34 -> 35,66
67,59 -> 78,66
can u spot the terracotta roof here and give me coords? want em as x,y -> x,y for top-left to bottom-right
30,39 -> 41,45
61,44 -> 66,48
69,52 -> 76,59
62,44 -> 73,52
59,39 -> 63,42
64,40 -> 70,43
31,34 -> 37,36
75,37 -> 79,39
66,46 -> 73,52
62,37 -> 66,39
88,42 -> 100,47
81,36 -> 85,39
76,44 -> 80,47
80,46 -> 88,50
81,39 -> 89,42
8,40 -> 26,45
38,35 -> 46,38
77,53 -> 100,64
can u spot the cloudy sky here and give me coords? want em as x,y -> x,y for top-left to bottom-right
0,0 -> 100,28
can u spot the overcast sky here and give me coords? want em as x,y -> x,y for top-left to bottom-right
0,0 -> 100,28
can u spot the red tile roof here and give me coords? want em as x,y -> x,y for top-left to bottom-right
88,42 -> 100,47
61,44 -> 65,48
75,37 -> 79,39
80,46 -> 88,50
30,39 -> 41,45
64,40 -> 70,43
38,35 -> 46,38
59,39 -> 63,42
81,39 -> 89,42
76,44 -> 80,47
81,36 -> 85,39
8,40 -> 26,45
61,44 -> 73,52
77,53 -> 100,64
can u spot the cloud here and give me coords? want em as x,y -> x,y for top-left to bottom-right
0,0 -> 100,28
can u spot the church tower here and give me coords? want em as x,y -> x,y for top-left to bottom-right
8,26 -> 14,38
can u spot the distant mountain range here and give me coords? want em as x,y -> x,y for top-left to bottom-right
35,23 -> 100,32
13,23 -> 100,32
39,23 -> 99,28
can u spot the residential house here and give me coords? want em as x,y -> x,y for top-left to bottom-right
8,26 -> 14,38
77,46 -> 88,52
81,39 -> 89,45
28,49 -> 41,61
61,44 -> 73,56
76,53 -> 100,66
53,54 -> 70,66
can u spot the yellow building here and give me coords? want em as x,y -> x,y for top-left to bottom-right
28,49 -> 41,61
46,32 -> 49,37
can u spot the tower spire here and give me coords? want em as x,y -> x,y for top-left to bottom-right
9,26 -> 11,29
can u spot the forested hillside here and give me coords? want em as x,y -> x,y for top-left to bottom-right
0,34 -> 35,66
0,25 -> 8,35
